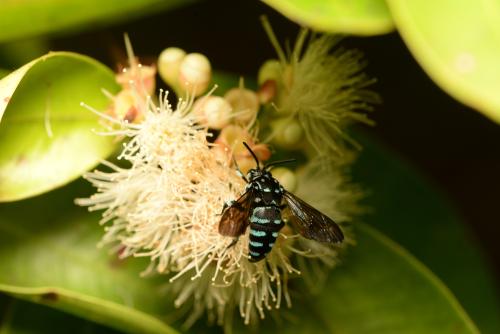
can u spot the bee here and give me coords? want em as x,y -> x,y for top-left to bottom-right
219,143 -> 344,262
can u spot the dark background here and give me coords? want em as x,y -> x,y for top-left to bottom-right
47,1 -> 500,281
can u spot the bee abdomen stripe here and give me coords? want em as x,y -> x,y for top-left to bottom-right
272,232 -> 279,237
250,216 -> 270,224
250,230 -> 267,237
250,240 -> 264,247
250,251 -> 261,257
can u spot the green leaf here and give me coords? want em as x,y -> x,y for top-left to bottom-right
0,0 -> 194,43
0,52 -> 120,202
0,295 -> 121,334
262,0 -> 394,36
386,0 -> 500,124
0,182 -> 178,334
353,134 -> 500,334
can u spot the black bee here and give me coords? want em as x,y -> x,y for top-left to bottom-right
219,143 -> 344,262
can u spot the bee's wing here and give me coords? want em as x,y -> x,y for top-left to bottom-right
283,191 -> 344,243
218,189 -> 254,237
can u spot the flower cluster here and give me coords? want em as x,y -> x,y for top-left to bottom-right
259,17 -> 379,158
77,25 -> 375,327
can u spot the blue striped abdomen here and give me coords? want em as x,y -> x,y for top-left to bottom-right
248,205 -> 284,262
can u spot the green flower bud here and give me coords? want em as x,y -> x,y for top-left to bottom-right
257,59 -> 281,85
192,96 -> 232,129
179,53 -> 212,97
158,47 -> 186,88
224,87 -> 259,123
272,118 -> 304,149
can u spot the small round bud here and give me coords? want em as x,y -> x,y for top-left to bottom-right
272,118 -> 304,148
224,87 -> 259,123
158,47 -> 186,88
258,59 -> 281,85
179,53 -> 211,97
272,167 -> 297,192
192,96 -> 232,129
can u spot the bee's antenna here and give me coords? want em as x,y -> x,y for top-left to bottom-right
243,142 -> 260,169
264,159 -> 296,170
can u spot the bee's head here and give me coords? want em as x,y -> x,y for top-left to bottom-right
246,168 -> 260,181
246,168 -> 270,181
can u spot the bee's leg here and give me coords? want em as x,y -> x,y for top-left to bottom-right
226,237 -> 239,249
218,200 -> 235,215
232,156 -> 248,182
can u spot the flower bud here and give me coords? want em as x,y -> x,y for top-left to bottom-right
178,53 -> 211,97
192,96 -> 232,129
257,59 -> 281,85
110,89 -> 144,123
158,47 -> 186,88
224,87 -> 259,123
272,167 -> 297,192
272,118 -> 304,149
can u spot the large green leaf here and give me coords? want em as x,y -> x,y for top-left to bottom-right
0,52 -> 120,202
353,134 -> 500,334
0,179 -> 478,333
0,0 -> 192,43
263,0 -> 394,35
0,295 -> 120,334
386,0 -> 500,124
